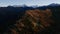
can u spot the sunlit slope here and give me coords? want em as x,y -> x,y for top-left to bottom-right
6,9 -> 54,34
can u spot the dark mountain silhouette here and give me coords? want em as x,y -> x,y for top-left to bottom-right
0,3 -> 60,34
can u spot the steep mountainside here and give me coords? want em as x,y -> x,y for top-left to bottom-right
5,9 -> 55,34
0,4 -> 60,34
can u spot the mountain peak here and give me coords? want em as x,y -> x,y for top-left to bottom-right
48,3 -> 60,6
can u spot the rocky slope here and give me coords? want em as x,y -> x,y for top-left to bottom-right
4,9 -> 55,34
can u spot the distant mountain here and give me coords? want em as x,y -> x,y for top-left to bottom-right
48,3 -> 60,6
13,5 -> 26,7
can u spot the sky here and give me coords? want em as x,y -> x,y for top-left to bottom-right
0,0 -> 60,7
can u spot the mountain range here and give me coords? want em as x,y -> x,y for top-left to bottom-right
0,3 -> 60,34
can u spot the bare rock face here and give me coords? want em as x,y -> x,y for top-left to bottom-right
5,9 -> 54,34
